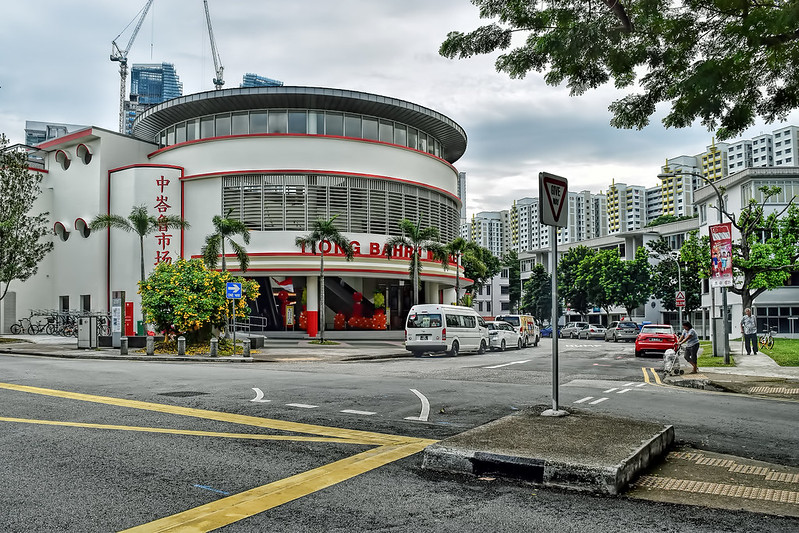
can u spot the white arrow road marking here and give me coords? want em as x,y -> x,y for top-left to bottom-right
405,389 -> 431,422
574,397 -> 593,404
341,409 -> 377,416
484,359 -> 531,369
250,387 -> 271,403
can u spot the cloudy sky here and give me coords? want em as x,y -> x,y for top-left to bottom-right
3,0 -> 798,216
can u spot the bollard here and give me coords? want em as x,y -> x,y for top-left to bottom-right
146,335 -> 155,356
242,339 -> 250,358
120,337 -> 128,355
177,336 -> 186,356
210,338 -> 218,357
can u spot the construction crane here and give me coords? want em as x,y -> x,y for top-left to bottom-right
110,0 -> 155,133
203,0 -> 224,90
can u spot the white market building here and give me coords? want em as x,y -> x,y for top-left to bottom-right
3,86 -> 470,336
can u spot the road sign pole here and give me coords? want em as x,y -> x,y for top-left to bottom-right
550,225 -> 560,412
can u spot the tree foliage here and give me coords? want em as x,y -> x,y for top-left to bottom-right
462,245 -> 501,295
558,246 -> 595,315
648,236 -> 702,314
441,236 -> 477,303
576,249 -> 620,318
441,1 -> 799,139
502,249 -> 521,312
521,263 -> 555,320
0,136 -> 53,302
202,209 -> 251,272
614,246 -> 652,318
385,218 -> 445,307
139,259 -> 259,343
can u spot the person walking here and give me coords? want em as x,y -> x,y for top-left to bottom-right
676,321 -> 700,374
740,308 -> 758,355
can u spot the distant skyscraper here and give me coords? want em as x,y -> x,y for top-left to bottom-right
126,63 -> 183,135
240,73 -> 284,88
457,172 -> 467,221
25,121 -> 87,146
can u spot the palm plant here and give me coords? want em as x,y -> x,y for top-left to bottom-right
201,209 -> 251,272
90,204 -> 190,285
385,218 -> 446,307
440,237 -> 476,305
295,215 -> 354,341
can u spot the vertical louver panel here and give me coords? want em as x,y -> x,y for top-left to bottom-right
307,174 -> 328,224
222,177 -> 243,221
369,181 -> 387,235
387,182 -> 404,235
284,175 -> 306,231
241,175 -> 263,229
262,175 -> 284,230
403,185 -> 419,227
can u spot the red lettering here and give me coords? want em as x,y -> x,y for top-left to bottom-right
153,195 -> 171,213
351,241 -> 361,254
334,243 -> 345,255
156,233 -> 172,249
156,176 -> 170,193
393,245 -> 405,258
154,250 -> 172,265
370,242 -> 380,255
405,246 -> 414,258
321,240 -> 332,254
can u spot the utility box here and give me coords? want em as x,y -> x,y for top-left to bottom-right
78,316 -> 98,349
712,318 -> 729,358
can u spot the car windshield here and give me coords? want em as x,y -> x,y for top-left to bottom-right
486,323 -> 499,330
642,326 -> 674,335
619,322 -> 637,328
497,316 -> 519,326
406,313 -> 442,328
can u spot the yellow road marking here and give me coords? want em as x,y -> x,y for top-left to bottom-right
0,417 -> 366,444
641,367 -> 651,384
121,439 -> 435,532
0,382 -> 401,445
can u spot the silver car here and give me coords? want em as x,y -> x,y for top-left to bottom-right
560,322 -> 589,339
604,321 -> 639,342
486,321 -> 522,351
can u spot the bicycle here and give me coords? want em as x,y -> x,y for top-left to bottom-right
759,326 -> 776,350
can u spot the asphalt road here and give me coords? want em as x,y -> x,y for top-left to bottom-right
1,338 -> 797,532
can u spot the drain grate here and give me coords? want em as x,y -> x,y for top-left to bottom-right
157,391 -> 209,397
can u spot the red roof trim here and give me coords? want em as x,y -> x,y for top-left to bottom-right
37,128 -> 94,150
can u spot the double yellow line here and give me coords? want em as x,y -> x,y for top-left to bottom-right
0,382 -> 436,532
641,367 -> 662,385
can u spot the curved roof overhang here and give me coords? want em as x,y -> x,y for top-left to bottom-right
132,86 -> 467,163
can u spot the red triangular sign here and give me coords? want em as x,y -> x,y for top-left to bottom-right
543,176 -> 567,223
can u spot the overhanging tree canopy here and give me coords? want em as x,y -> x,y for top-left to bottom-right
441,1 -> 799,139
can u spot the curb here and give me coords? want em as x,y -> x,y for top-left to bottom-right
0,348 -> 253,363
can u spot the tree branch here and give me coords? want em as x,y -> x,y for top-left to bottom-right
602,0 -> 634,33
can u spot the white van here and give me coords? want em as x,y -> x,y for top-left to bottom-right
494,314 -> 541,347
405,304 -> 489,356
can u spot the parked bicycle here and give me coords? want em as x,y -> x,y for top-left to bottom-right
759,326 -> 777,350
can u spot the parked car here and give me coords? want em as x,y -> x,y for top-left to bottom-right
541,325 -> 559,338
635,324 -> 679,357
604,321 -> 639,342
578,324 -> 606,339
560,322 -> 589,338
495,314 -> 540,347
486,321 -> 522,351
405,304 -> 489,356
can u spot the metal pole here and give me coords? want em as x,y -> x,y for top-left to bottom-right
542,226 -> 568,417
677,257 -> 683,326
232,299 -> 237,355
718,209 -> 731,363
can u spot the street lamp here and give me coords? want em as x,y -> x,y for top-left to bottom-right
670,251 -> 683,326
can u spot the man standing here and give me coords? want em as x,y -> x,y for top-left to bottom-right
740,308 -> 758,355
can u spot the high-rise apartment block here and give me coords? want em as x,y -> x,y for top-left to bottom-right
240,73 -> 284,88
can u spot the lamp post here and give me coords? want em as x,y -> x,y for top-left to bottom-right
671,252 -> 683,326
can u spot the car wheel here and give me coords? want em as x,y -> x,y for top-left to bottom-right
447,341 -> 459,357
614,334 -> 619,343
534,336 -> 539,347
411,350 -> 424,357
635,350 -> 642,357
478,340 -> 487,355
500,339 -> 506,352
517,338 -> 522,350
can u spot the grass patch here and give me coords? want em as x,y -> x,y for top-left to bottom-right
697,340 -> 735,367
309,340 -> 340,346
759,337 -> 799,366
0,337 -> 29,344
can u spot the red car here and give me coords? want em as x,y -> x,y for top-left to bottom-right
635,324 -> 678,357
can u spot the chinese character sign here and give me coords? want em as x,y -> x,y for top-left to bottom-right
153,174 -> 176,266
709,222 -> 733,288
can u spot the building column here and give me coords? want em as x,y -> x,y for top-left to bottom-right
425,282 -> 439,305
306,276 -> 319,338
443,287 -> 456,305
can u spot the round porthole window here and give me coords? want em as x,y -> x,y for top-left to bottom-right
54,221 -> 70,242
76,144 -> 92,165
74,218 -> 91,238
55,149 -> 71,171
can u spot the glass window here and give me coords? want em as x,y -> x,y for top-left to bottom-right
407,128 -> 418,150
362,117 -> 378,140
174,122 -> 186,144
200,116 -> 215,138
394,124 -> 407,146
406,313 -> 442,328
288,111 -> 307,134
250,111 -> 267,133
186,119 -> 199,141
344,114 -> 362,137
232,112 -> 249,135
166,126 -> 175,145
379,120 -> 393,143
268,111 -> 288,134
308,111 -> 325,134
418,133 -> 428,153
215,114 -> 231,137
326,112 -> 344,136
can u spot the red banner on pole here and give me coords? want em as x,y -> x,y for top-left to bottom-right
709,222 -> 733,287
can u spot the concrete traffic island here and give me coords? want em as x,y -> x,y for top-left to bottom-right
422,405 -> 674,495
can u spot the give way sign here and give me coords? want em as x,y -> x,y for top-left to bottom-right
675,290 -> 686,308
539,172 -> 569,227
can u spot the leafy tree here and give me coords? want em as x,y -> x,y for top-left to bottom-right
522,263 -> 553,320
440,237 -> 476,303
0,136 -> 53,302
385,218 -> 445,307
692,184 -> 799,311
90,204 -> 189,285
614,246 -> 652,318
295,215 -> 354,341
201,209 -> 251,272
461,244 -> 501,296
558,246 -> 595,316
648,236 -> 702,314
139,259 -> 259,343
576,249 -> 620,319
440,1 -> 799,140
502,250 -> 521,312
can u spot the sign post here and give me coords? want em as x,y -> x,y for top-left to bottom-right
226,282 -> 242,354
675,290 -> 685,326
539,172 -> 568,417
